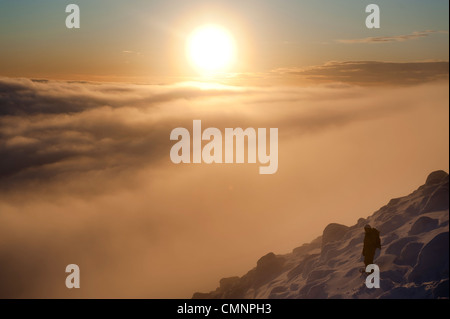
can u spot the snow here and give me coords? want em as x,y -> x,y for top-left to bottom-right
192,171 -> 449,299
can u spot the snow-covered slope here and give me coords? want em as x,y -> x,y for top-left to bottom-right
193,170 -> 449,299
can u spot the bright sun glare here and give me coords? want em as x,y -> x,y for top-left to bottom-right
187,25 -> 236,75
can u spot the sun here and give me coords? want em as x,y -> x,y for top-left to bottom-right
187,24 -> 236,75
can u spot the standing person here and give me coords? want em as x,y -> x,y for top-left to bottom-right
362,224 -> 381,268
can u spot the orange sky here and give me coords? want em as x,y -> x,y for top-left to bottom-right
0,0 -> 448,81
0,0 -> 448,299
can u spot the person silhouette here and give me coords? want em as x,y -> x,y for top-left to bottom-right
362,224 -> 381,269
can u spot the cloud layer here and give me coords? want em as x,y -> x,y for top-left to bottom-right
2,64 -> 447,190
0,69 -> 448,298
338,30 -> 448,44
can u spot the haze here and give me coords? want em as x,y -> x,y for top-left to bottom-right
0,0 -> 448,298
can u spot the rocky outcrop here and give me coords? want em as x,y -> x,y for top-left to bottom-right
425,170 -> 448,185
409,216 -> 439,235
321,223 -> 350,248
408,232 -> 449,284
193,171 -> 449,299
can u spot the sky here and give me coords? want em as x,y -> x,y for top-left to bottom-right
0,0 -> 448,81
0,1 -> 449,298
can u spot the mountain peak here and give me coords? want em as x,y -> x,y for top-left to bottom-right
193,171 -> 449,299
426,170 -> 449,185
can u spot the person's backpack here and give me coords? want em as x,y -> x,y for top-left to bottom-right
370,228 -> 381,249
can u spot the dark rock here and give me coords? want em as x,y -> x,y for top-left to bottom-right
322,223 -> 349,248
394,242 -> 424,267
388,197 -> 402,206
440,220 -> 449,228
409,232 -> 449,284
287,254 -> 318,281
409,216 -> 439,235
421,183 -> 449,213
383,268 -> 407,284
219,277 -> 240,290
252,253 -> 285,288
379,285 -> 429,299
289,283 -> 299,291
192,292 -> 212,299
298,282 -> 314,298
425,170 -> 449,185
346,233 -> 364,248
292,236 -> 321,255
310,236 -> 322,246
307,283 -> 328,299
433,279 -> 449,298
357,218 -> 367,227
306,269 -> 333,283
256,253 -> 284,273
344,267 -> 361,278
405,203 -> 420,216
379,278 -> 394,292
382,233 -> 399,246
269,286 -> 287,295
292,244 -> 311,256
385,236 -> 418,255
378,214 -> 405,234
301,254 -> 319,279
321,241 -> 343,261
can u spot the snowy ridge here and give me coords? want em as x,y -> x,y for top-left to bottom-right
193,171 -> 449,299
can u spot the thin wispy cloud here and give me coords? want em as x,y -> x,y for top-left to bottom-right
272,61 -> 449,85
338,30 -> 448,44
122,50 -> 143,56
